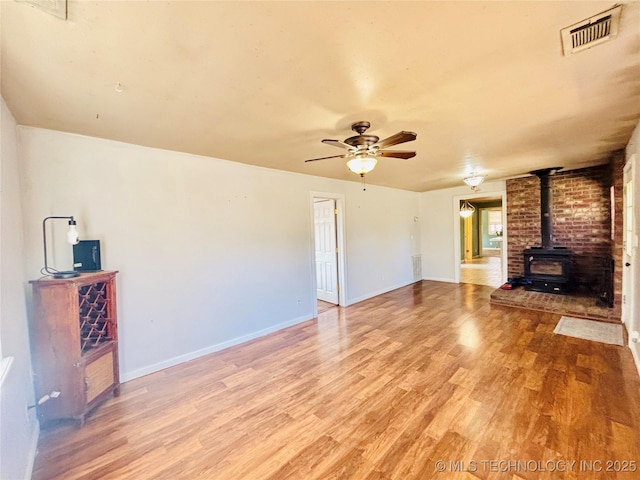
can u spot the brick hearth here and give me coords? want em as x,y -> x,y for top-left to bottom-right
490,287 -> 619,322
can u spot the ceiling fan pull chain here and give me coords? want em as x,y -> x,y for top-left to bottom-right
361,173 -> 366,191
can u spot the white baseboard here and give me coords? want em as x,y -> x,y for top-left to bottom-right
422,276 -> 455,283
120,313 -> 314,383
347,280 -> 417,306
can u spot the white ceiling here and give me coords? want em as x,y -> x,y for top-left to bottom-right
2,1 -> 640,192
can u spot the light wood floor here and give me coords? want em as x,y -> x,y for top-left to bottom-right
33,281 -> 640,480
317,299 -> 338,314
461,256 -> 503,287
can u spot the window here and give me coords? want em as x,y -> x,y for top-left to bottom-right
488,209 -> 502,235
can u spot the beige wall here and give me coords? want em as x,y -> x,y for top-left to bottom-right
1,98 -> 38,480
17,126 -> 421,381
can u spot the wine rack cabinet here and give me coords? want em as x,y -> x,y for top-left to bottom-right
29,271 -> 120,426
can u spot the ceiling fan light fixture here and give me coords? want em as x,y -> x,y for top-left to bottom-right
347,156 -> 377,175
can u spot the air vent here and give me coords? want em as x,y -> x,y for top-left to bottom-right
561,5 -> 622,55
15,0 -> 67,20
412,255 -> 422,282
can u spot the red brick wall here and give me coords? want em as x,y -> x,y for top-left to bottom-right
507,162 -> 619,297
506,175 -> 541,277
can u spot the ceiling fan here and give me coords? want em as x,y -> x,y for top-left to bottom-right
304,121 -> 417,188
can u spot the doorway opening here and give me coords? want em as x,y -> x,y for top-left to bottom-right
310,192 -> 346,315
454,193 -> 507,287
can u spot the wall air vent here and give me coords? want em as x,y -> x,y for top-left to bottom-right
15,0 -> 67,20
561,5 -> 622,56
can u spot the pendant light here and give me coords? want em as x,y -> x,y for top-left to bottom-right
460,200 -> 475,218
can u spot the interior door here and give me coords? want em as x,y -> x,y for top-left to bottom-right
464,215 -> 473,262
622,160 -> 636,326
314,199 -> 339,304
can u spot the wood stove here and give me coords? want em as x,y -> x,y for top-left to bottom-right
524,246 -> 571,293
523,168 -> 572,294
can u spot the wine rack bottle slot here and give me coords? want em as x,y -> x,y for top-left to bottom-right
77,281 -> 113,353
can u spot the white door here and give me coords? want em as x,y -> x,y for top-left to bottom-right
314,199 -> 339,304
622,159 -> 636,326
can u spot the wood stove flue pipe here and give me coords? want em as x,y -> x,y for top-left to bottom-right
530,168 -> 562,249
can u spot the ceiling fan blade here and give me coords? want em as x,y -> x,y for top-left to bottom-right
321,139 -> 352,149
304,154 -> 349,163
374,131 -> 417,148
378,150 -> 416,159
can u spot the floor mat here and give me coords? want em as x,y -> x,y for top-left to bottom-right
554,316 -> 624,346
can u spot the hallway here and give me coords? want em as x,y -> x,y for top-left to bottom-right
460,256 -> 502,287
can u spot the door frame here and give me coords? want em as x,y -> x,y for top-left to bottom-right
313,198 -> 339,304
452,189 -> 508,284
622,156 -> 636,328
478,206 -> 503,258
309,192 -> 347,314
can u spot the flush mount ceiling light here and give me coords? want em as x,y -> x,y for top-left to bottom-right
464,173 -> 485,190
460,200 -> 475,218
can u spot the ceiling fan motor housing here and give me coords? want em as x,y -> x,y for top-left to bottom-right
345,134 -> 379,147
351,121 -> 371,134
344,121 -> 378,147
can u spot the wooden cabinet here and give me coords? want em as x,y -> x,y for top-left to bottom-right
29,271 -> 120,426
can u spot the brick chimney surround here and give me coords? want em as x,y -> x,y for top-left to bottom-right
505,152 -> 624,319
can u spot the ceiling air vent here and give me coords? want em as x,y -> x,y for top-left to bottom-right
561,5 -> 622,55
15,0 -> 67,20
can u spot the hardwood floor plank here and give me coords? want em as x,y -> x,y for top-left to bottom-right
32,281 -> 640,480
263,434 -> 340,480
